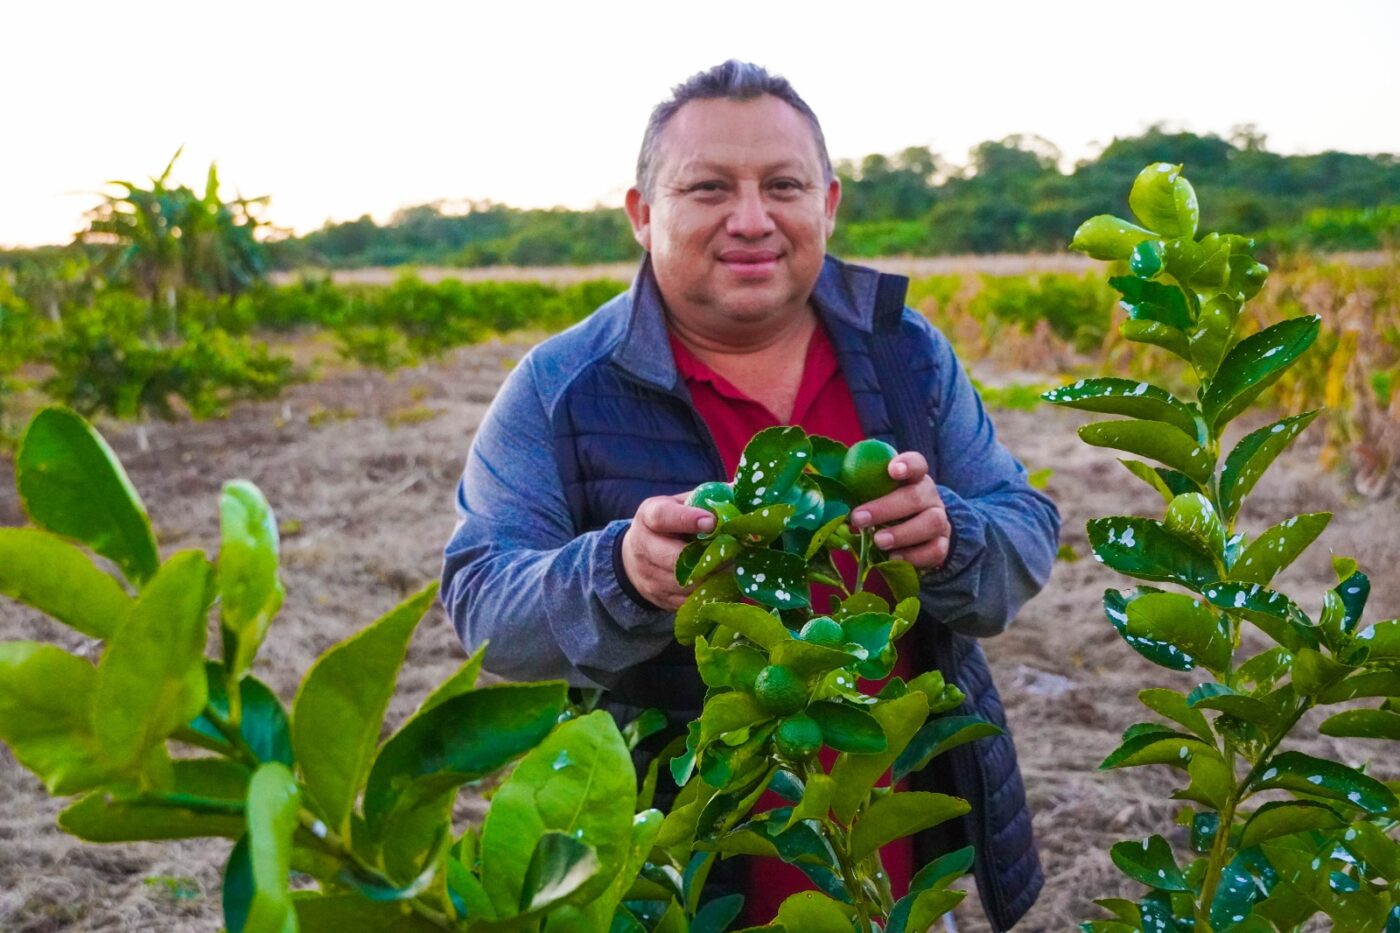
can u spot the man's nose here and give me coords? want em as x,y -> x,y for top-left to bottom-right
726,184 -> 776,239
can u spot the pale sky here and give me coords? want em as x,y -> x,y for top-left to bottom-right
3,0 -> 1398,248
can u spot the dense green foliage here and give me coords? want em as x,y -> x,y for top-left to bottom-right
243,127 -> 1400,268
1047,165 -> 1400,931
668,425 -> 995,931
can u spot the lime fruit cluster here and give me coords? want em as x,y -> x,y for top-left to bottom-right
752,664 -> 808,716
773,713 -> 823,760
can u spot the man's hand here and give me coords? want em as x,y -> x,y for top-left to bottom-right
621,493 -> 716,610
849,451 -> 951,571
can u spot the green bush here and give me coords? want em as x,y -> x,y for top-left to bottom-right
970,272 -> 1115,351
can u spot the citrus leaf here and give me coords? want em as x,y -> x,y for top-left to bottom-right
1200,581 -> 1309,652
807,701 -> 886,753
893,715 -> 1003,783
1220,412 -> 1320,521
0,528 -> 133,640
1138,688 -> 1213,743
734,426 -> 811,509
59,759 -> 249,842
1209,856 -> 1260,931
1318,709 -> 1400,741
1121,319 -> 1193,362
16,407 -> 159,587
1129,163 -> 1199,238
829,692 -> 929,822
1071,215 -> 1158,261
733,548 -> 809,610
291,582 -> 436,834
219,481 -> 284,683
1110,275 -> 1193,331
232,762 -> 300,933
1078,419 -> 1213,485
675,572 -> 740,645
680,535 -> 740,587
699,602 -> 790,650
1238,801 -> 1348,850
1125,591 -> 1229,676
849,792 -> 970,861
519,832 -> 599,913
1230,513 -> 1331,585
1164,493 -> 1225,559
1104,587 -> 1197,671
1201,316 -> 1322,431
1251,751 -> 1398,813
0,641 -> 112,794
723,506 -> 795,546
1355,619 -> 1400,661
1110,835 -> 1190,892
1044,378 -> 1199,437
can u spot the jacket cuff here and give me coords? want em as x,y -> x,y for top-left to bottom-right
924,485 -> 984,582
605,519 -> 668,618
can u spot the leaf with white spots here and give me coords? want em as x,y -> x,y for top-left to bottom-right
1109,835 -> 1191,892
1079,421 -> 1214,485
721,504 -> 795,546
1164,493 -> 1225,559
1238,801 -> 1347,850
674,573 -> 740,645
1200,581 -> 1311,652
1186,683 -> 1282,731
1333,571 -> 1370,635
1354,619 -> 1400,661
733,426 -> 811,510
1249,751 -> 1398,814
1208,856 -> 1262,931
1090,519 -> 1218,590
1201,316 -> 1322,431
1127,592 -> 1232,675
1104,588 -> 1195,671
1220,411 -> 1321,521
1100,727 -> 1218,773
1229,513 -> 1331,586
802,512 -> 850,560
1121,318 -> 1193,363
1043,378 -> 1200,437
1129,163 -> 1199,238
731,548 -> 808,610
676,535 -> 740,587
806,435 -> 848,481
1109,274 -> 1193,330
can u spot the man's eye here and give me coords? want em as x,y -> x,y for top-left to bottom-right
689,182 -> 725,194
770,179 -> 804,194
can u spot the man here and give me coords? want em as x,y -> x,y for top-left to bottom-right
442,61 -> 1059,931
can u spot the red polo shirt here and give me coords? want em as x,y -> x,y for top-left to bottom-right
669,321 -> 915,920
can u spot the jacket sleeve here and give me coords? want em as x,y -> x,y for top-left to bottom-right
440,353 -> 674,687
910,315 -> 1061,637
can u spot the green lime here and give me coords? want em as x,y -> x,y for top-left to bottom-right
752,664 -> 808,716
773,713 -> 823,760
799,616 -> 845,647
840,439 -> 899,504
686,481 -> 735,510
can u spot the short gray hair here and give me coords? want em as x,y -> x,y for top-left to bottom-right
635,60 -> 834,199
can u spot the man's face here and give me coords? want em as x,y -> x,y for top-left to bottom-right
625,95 -> 840,337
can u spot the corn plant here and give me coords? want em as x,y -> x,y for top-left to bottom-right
0,407 -> 667,931
1050,164 -> 1400,931
660,426 -> 999,932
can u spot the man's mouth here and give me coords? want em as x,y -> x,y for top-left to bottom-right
719,249 -> 780,275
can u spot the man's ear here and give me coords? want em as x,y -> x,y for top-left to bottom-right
624,187 -> 652,252
823,177 -> 842,238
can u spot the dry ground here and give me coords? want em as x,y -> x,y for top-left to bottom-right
1,335 -> 1396,932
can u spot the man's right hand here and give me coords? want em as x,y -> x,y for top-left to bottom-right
621,493 -> 716,610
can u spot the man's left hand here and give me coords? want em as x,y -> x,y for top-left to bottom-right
849,451 -> 950,571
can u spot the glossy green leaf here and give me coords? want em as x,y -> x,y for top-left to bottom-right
699,602 -> 790,650
1201,316 -> 1322,430
1339,821 -> 1400,882
849,792 -> 969,862
1237,646 -> 1294,690
893,715 -> 1003,783
1187,294 -> 1243,378
0,641 -> 112,794
59,758 -> 249,841
94,550 -> 211,774
840,611 -> 896,679
193,666 -> 295,767
1209,856 -> 1260,931
1238,801 -> 1347,849
1130,239 -> 1166,277
1079,421 -> 1213,485
679,535 -> 740,587
479,711 -> 635,918
829,692 -> 928,822
518,832 -> 599,913
291,582 -> 436,833
1230,513 -> 1331,585
1200,581 -> 1308,652
1044,378 -> 1199,438
1178,752 -> 1235,811
219,481 -> 284,682
769,638 -> 861,679
1138,688 -> 1213,743
1164,493 -> 1225,558
1318,668 -> 1400,704
723,506 -> 795,547
1220,412 -> 1320,521
697,691 -> 769,748
734,426 -> 811,509
1100,729 -> 1216,773
363,681 -> 568,829
1356,619 -> 1400,660
1166,233 -> 1230,291
567,808 -> 666,931
1109,274 -> 1193,331
873,559 -> 920,603
414,644 -> 485,717
1187,684 -> 1280,730
1121,319 -> 1193,362
1129,163 -> 1199,238
236,762 -> 300,933
1110,835 -> 1190,892
1070,215 -> 1158,261
1103,587 -> 1196,671
1117,460 -> 1178,505
807,701 -> 886,753
675,572 -> 740,645
782,476 -> 827,531
807,434 -> 848,479
802,511 -> 850,560
16,407 -> 159,586
1293,647 -> 1353,696
766,890 -> 855,932
733,548 -> 809,610
1319,709 -> 1400,740
1251,751 -> 1398,813
293,896 -> 439,932
0,528 -> 133,639
1333,571 -> 1369,634
1126,591 -> 1231,675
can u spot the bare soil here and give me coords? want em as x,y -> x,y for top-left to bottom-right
1,338 -> 1396,932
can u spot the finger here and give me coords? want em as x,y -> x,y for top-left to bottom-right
890,535 -> 951,571
887,451 -> 928,484
851,478 -> 943,528
872,506 -> 950,551
638,497 -> 715,535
